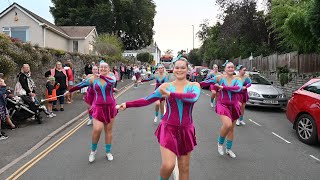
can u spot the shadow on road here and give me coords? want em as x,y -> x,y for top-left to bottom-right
245,106 -> 286,113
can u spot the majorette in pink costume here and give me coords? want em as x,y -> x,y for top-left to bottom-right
69,74 -> 117,124
125,83 -> 201,157
200,76 -> 244,121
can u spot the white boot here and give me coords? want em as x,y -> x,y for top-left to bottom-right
106,153 -> 114,161
236,120 -> 240,126
226,149 -> 236,158
89,151 -> 96,163
154,116 -> 158,123
217,143 -> 224,155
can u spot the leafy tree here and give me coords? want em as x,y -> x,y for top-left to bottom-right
308,0 -> 320,43
137,52 -> 152,63
93,33 -> 123,56
188,49 -> 202,65
50,0 -> 156,50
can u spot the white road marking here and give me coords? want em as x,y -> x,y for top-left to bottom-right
309,155 -> 320,162
173,158 -> 179,180
248,119 -> 262,127
272,132 -> 291,144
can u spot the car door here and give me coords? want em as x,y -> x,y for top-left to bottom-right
302,80 -> 320,130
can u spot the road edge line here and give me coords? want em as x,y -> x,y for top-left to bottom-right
0,83 -> 133,175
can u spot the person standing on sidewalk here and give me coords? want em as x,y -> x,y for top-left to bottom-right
120,64 -> 126,82
113,66 -> 120,89
45,62 -> 70,111
66,61 -> 118,162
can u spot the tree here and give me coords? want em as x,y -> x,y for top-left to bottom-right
93,33 -> 123,56
270,0 -> 318,53
50,0 -> 156,50
137,52 -> 152,63
308,0 -> 320,43
188,49 -> 202,65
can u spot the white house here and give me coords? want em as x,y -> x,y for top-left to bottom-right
122,42 -> 162,64
0,3 -> 97,54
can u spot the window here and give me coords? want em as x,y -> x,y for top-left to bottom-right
2,27 -> 29,42
303,81 -> 320,94
73,41 -> 78,52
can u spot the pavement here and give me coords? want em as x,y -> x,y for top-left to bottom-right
0,79 -> 133,172
1,78 -> 320,180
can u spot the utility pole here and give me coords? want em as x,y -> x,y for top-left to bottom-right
192,25 -> 195,49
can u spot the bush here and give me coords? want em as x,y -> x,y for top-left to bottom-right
0,55 -> 17,77
277,65 -> 292,86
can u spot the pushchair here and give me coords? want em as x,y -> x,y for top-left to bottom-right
5,91 -> 48,124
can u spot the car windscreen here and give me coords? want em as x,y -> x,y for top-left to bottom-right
250,74 -> 272,85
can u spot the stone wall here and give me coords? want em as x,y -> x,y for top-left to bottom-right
260,72 -> 315,98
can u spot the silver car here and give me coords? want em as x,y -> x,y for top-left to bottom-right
236,72 -> 288,108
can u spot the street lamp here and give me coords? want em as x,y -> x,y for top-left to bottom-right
192,25 -> 194,50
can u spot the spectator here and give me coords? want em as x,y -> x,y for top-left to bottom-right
84,63 -> 93,75
64,61 -> 75,104
120,63 -> 126,82
45,76 -> 59,118
113,66 -> 120,88
16,64 -> 38,111
45,62 -> 69,111
0,78 -> 15,140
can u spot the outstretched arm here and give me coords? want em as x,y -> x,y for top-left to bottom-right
170,84 -> 201,103
126,88 -> 163,108
244,76 -> 252,88
100,74 -> 116,83
199,76 -> 219,88
221,79 -> 244,92
141,74 -> 155,82
69,78 -> 92,93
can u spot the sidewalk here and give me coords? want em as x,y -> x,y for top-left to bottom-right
0,79 -> 133,170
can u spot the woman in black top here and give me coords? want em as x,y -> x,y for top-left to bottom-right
45,62 -> 69,111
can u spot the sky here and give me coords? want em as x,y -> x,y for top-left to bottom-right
0,0 -> 266,55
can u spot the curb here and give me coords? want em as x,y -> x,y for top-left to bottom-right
0,82 -> 134,175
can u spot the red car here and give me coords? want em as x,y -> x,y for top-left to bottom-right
286,78 -> 320,145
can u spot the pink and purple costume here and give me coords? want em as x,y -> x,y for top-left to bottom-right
142,74 -> 170,101
125,83 -> 201,157
237,76 -> 252,103
69,74 -> 117,124
200,76 -> 243,121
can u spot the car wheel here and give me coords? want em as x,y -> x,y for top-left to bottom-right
295,114 -> 318,145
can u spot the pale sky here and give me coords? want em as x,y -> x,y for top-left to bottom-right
0,0 -> 265,55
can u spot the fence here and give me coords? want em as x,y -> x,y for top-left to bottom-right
208,51 -> 320,74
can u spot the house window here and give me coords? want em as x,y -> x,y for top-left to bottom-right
2,27 -> 29,42
73,41 -> 78,52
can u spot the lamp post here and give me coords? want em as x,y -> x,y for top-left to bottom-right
249,52 -> 253,71
192,25 -> 194,50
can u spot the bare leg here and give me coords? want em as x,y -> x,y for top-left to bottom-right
160,146 -> 176,179
178,152 -> 191,180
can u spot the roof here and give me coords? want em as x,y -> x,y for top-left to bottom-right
60,26 -> 96,38
0,3 -> 96,39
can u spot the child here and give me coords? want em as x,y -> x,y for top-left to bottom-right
80,74 -> 88,95
46,76 -> 60,118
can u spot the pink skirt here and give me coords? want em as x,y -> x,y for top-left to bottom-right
215,102 -> 241,121
155,122 -> 197,157
89,104 -> 117,124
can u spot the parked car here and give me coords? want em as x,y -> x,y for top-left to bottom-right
193,66 -> 208,82
236,72 -> 288,108
286,78 -> 320,145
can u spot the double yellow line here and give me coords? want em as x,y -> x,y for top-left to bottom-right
6,83 -> 134,180
6,118 -> 88,180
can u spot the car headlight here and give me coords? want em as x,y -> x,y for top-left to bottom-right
277,94 -> 286,99
248,91 -> 261,97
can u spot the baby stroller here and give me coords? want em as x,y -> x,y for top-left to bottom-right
5,91 -> 48,124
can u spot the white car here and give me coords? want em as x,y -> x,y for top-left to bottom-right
235,71 -> 288,108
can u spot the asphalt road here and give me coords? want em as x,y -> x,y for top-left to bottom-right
2,80 -> 320,180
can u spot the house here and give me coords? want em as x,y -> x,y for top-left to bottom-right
122,42 -> 162,64
0,3 -> 97,54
